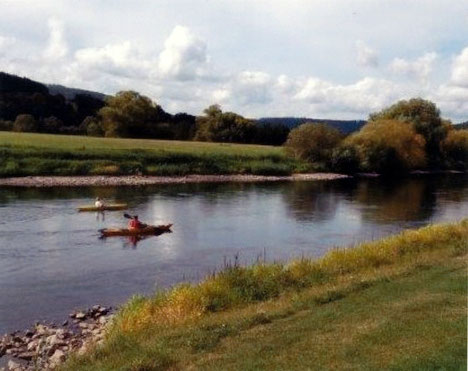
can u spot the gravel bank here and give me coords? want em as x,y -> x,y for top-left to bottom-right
0,173 -> 350,188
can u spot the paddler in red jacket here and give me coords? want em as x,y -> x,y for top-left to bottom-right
128,215 -> 145,230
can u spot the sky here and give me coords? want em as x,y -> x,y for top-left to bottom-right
0,0 -> 467,121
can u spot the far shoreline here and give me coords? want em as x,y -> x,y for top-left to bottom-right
0,170 -> 465,188
0,173 -> 351,188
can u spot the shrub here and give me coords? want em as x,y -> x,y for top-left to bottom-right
330,145 -> 360,174
440,129 -> 468,169
0,120 -> 13,131
284,123 -> 343,164
12,114 -> 37,133
346,119 -> 426,173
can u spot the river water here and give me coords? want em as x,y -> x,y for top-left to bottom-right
0,175 -> 467,334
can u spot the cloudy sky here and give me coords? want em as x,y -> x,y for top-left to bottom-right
1,0 -> 467,121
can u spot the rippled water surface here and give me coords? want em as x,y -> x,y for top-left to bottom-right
0,175 -> 467,333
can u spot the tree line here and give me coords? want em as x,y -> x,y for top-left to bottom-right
1,72 -> 467,173
0,73 -> 289,145
285,98 -> 468,173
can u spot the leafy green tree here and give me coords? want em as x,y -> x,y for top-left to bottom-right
345,119 -> 426,173
80,116 -> 104,137
284,123 -> 343,165
98,91 -> 162,138
12,114 -> 37,132
369,98 -> 447,164
195,105 -> 256,143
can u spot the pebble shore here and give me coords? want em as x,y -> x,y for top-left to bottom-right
0,306 -> 113,370
0,173 -> 350,188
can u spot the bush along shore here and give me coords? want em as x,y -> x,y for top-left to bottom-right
0,306 -> 114,371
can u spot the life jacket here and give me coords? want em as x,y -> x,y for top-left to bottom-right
128,219 -> 141,229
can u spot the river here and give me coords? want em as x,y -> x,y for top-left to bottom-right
0,175 -> 467,334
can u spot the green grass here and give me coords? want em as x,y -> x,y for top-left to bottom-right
0,132 -> 309,177
62,220 -> 468,371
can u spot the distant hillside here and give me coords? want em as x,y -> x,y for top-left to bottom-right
257,117 -> 366,134
48,84 -> 107,101
455,122 -> 468,130
0,72 -> 49,94
0,72 -> 105,129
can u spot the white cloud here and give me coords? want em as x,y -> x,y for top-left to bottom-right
74,41 -> 151,79
295,77 -> 403,115
0,35 -> 15,54
450,47 -> 468,87
43,17 -> 68,60
390,52 -> 437,83
211,88 -> 231,104
158,25 -> 208,81
276,74 -> 297,94
228,71 -> 273,105
356,40 -> 378,67
433,47 -> 468,119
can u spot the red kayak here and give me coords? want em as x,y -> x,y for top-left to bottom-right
100,224 -> 173,237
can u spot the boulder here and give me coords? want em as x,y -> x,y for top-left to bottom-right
6,360 -> 22,371
17,351 -> 35,361
75,312 -> 86,320
26,340 -> 38,352
49,349 -> 66,368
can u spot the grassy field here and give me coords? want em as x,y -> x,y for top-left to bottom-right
0,132 -> 308,177
63,220 -> 468,371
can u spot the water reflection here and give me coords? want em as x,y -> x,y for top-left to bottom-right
281,180 -> 356,222
354,179 -> 436,223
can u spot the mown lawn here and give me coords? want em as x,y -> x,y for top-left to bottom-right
62,220 -> 468,371
0,132 -> 308,177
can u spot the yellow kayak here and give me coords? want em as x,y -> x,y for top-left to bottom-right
77,203 -> 128,212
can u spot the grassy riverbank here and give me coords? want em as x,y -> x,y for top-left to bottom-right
0,132 -> 308,177
63,220 -> 468,370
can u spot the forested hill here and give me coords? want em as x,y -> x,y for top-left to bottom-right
0,72 -> 106,131
455,122 -> 468,129
258,117 -> 366,134
47,84 -> 106,101
0,72 -> 49,94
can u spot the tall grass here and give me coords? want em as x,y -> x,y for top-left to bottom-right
0,132 -> 307,177
113,220 -> 468,332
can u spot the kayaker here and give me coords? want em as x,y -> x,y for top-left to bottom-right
128,215 -> 144,230
95,197 -> 105,209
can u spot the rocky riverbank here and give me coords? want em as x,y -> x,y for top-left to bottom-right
0,305 -> 113,371
0,173 -> 350,188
